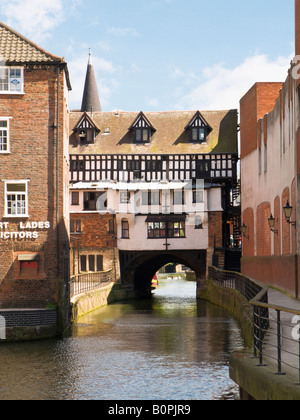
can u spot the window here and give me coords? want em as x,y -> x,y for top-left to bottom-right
71,160 -> 85,171
148,222 -> 166,238
122,219 -> 129,239
80,255 -> 87,272
83,191 -> 107,211
191,127 -> 206,142
97,255 -> 103,272
70,220 -> 82,233
80,254 -> 103,272
127,160 -> 141,171
194,216 -> 203,230
167,221 -> 185,238
142,191 -> 160,206
0,119 -> 9,153
120,191 -> 131,204
146,160 -> 162,172
88,255 -> 95,272
147,220 -> 185,238
173,190 -> 185,205
0,67 -> 23,93
5,181 -> 28,217
193,190 -> 204,204
71,191 -> 80,205
108,219 -> 115,234
136,128 -> 150,143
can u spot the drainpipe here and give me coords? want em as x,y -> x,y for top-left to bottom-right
56,65 -> 60,273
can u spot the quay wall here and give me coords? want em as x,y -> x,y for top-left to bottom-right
197,278 -> 253,348
71,283 -> 135,321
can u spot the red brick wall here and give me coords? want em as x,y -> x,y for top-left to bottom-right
256,202 -> 271,256
242,255 -> 297,296
242,208 -> 255,256
240,83 -> 282,159
70,213 -> 115,249
274,196 -> 281,256
208,212 -> 223,248
282,187 -> 291,255
0,65 -> 69,308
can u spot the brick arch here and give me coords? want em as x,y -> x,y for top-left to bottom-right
256,202 -> 271,256
282,187 -> 291,255
242,208 -> 254,256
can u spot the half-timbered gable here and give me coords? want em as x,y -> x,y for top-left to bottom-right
185,111 -> 213,143
129,111 -> 156,143
73,112 -> 101,145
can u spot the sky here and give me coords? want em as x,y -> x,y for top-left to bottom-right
0,0 -> 296,112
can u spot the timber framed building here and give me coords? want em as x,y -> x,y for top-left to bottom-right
69,57 -> 240,295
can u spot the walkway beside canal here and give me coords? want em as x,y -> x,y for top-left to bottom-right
230,286 -> 300,400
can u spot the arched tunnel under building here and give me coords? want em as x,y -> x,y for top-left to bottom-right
119,250 -> 207,297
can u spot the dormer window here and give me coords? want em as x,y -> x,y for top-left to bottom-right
129,112 -> 156,144
74,112 -> 100,145
185,111 -> 213,144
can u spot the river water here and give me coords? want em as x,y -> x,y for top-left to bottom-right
0,278 -> 244,400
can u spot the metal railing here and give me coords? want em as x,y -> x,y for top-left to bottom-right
251,296 -> 300,382
209,266 -> 300,382
208,266 -> 264,302
70,269 -> 113,298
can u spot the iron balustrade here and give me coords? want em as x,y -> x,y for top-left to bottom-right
70,269 -> 113,298
209,266 -> 300,383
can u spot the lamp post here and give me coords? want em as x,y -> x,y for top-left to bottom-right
268,214 -> 278,235
241,223 -> 249,240
283,201 -> 296,227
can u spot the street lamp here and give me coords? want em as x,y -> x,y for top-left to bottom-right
241,223 -> 249,239
283,201 -> 296,227
268,214 -> 278,235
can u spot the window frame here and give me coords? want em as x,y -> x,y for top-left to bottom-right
147,220 -> 186,239
4,180 -> 29,218
121,219 -> 130,239
0,67 -> 24,94
0,118 -> 10,153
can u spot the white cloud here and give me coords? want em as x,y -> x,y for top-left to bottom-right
174,53 -> 293,111
108,27 -> 140,37
0,0 -> 72,42
68,54 -> 119,110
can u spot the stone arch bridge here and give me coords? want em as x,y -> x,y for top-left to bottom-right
119,250 -> 207,297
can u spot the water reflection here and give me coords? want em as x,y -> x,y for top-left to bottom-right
0,278 -> 244,400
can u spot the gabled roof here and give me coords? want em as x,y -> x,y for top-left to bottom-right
185,111 -> 213,135
69,109 -> 238,155
0,21 -> 65,63
128,111 -> 156,132
73,112 -> 101,133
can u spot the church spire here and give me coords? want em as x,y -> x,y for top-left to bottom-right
81,49 -> 102,113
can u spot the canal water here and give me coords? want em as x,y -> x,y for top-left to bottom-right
0,278 -> 244,400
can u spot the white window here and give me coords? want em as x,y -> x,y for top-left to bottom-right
4,181 -> 29,217
0,67 -> 24,94
0,119 -> 9,152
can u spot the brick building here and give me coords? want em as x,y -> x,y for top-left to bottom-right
69,54 -> 240,295
240,0 -> 300,297
0,22 -> 71,338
